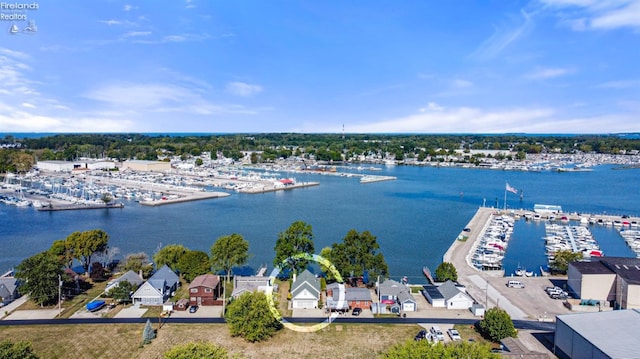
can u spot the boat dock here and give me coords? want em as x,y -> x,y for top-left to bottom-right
37,203 -> 125,211
238,181 -> 319,194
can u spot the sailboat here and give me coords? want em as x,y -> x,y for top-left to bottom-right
9,23 -> 19,34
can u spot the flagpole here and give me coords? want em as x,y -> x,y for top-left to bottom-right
503,184 -> 507,211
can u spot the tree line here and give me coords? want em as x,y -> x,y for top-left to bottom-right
1,133 -> 639,172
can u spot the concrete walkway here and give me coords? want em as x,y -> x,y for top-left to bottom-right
467,275 -> 528,320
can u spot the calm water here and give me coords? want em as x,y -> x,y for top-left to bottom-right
1,165 -> 638,281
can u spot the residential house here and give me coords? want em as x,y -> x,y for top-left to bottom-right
231,276 -> 273,299
326,283 -> 372,311
132,265 -> 179,306
0,277 -> 19,306
421,280 -> 474,310
104,270 -> 144,294
291,270 -> 320,309
377,279 -> 417,312
188,274 -> 223,306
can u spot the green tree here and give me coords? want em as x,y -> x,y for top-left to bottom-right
9,152 -> 35,173
48,239 -> 74,268
153,244 -> 188,272
0,340 -> 39,359
100,192 -> 113,205
119,252 -> 154,278
164,341 -> 231,359
210,234 -> 250,282
550,250 -> 583,274
195,158 -> 203,166
225,292 -> 282,342
478,307 -> 517,342
66,229 -> 109,275
381,339 -> 499,359
274,221 -> 315,276
15,251 -> 63,306
107,280 -> 137,304
142,319 -> 156,344
434,262 -> 458,282
328,229 -> 388,281
177,250 -> 210,282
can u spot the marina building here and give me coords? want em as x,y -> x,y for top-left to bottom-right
121,160 -> 172,172
567,257 -> 640,309
554,310 -> 640,359
37,160 -> 116,172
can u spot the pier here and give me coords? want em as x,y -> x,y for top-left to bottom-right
37,203 -> 124,211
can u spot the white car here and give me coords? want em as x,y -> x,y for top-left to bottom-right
447,328 -> 462,341
430,326 -> 445,341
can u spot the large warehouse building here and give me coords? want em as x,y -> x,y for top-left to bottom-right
555,310 -> 640,359
567,257 -> 640,309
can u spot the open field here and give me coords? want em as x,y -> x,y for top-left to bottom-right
0,323 -> 422,359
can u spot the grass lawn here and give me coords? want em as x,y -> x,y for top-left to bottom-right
0,322 -> 421,359
17,278 -> 109,319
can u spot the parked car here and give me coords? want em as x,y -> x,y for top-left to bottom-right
430,326 -> 445,341
447,328 -> 462,341
507,280 -> 525,288
414,329 -> 428,341
352,307 -> 362,316
189,305 -> 198,313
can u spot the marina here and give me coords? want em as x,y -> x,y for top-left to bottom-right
1,161 -> 639,279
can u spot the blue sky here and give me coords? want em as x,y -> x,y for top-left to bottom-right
1,0 -> 639,133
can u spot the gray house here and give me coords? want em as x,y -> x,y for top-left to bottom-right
0,277 -> 19,306
105,270 -> 144,294
132,265 -> 179,306
291,270 -> 320,309
378,279 -> 417,312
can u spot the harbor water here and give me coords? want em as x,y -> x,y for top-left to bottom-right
1,164 -> 638,281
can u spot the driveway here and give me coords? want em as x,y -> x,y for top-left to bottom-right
170,305 -> 222,318
114,304 -> 148,318
4,309 -> 61,320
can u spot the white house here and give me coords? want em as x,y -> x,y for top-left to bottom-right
132,265 -> 179,306
290,270 -> 320,309
421,281 -> 474,310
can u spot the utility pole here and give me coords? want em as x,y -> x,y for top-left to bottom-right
58,274 -> 62,318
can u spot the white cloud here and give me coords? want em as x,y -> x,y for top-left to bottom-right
22,102 -> 36,108
539,0 -> 640,31
122,31 -> 151,38
345,104 -> 639,133
596,79 -> 640,88
452,79 -> 473,88
99,20 -> 122,26
472,9 -> 535,59
84,83 -> 196,108
525,67 -> 576,79
123,4 -> 137,11
419,102 -> 445,112
226,82 -> 263,97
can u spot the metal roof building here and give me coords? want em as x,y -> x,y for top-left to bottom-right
554,309 -> 640,359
